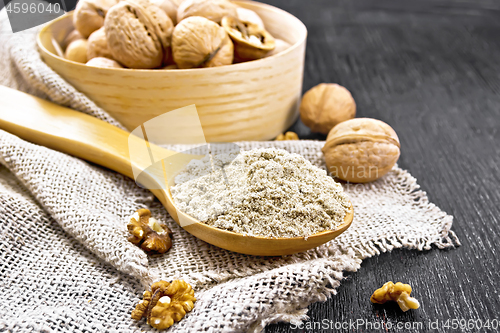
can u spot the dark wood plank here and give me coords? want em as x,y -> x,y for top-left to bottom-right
3,1 -> 499,331
264,0 -> 500,332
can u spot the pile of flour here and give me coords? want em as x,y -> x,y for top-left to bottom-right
170,148 -> 351,238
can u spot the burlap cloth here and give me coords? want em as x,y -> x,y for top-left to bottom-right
0,10 -> 460,332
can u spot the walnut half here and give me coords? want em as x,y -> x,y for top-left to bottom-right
131,280 -> 197,330
221,15 -> 275,62
127,208 -> 173,253
370,281 -> 420,312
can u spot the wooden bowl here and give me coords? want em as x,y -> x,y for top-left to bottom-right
36,1 -> 307,143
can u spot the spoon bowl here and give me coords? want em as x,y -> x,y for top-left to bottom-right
0,86 -> 353,255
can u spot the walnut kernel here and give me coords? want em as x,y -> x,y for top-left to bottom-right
131,280 -> 197,330
370,281 -> 420,312
275,131 -> 299,141
127,208 -> 173,253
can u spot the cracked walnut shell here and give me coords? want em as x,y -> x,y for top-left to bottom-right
73,0 -> 118,38
371,281 -> 420,312
177,0 -> 237,24
322,118 -> 400,183
127,208 -> 172,253
104,0 -> 174,69
300,83 -> 356,135
131,280 -> 196,330
172,16 -> 233,69
221,16 -> 275,62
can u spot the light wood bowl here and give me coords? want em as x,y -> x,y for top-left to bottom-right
36,1 -> 307,143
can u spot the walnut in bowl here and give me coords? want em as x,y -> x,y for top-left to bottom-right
221,15 -> 275,61
176,0 -> 237,24
73,0 -> 118,38
171,16 -> 234,69
104,0 -> 174,69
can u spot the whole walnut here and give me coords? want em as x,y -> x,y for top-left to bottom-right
322,118 -> 401,183
87,27 -> 113,60
104,0 -> 174,69
62,29 -> 84,50
86,57 -> 123,68
172,16 -> 233,69
73,0 -> 118,38
151,0 -> 178,24
65,39 -> 88,63
177,0 -> 237,24
300,83 -> 356,135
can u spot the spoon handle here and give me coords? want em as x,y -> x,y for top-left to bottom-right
0,85 -> 161,180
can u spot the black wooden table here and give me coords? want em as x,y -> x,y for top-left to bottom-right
262,0 -> 500,332
2,0 -> 497,331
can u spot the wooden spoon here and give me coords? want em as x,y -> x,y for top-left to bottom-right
0,85 -> 353,256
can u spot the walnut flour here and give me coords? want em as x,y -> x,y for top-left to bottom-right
170,148 -> 351,238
